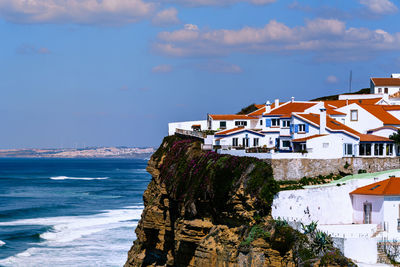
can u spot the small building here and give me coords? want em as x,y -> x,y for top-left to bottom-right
370,74 -> 400,95
350,177 -> 400,235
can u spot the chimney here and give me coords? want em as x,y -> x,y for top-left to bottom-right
274,99 -> 279,108
291,96 -> 295,103
320,108 -> 327,134
264,101 -> 271,113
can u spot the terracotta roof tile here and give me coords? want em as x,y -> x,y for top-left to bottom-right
359,104 -> 400,125
209,114 -> 255,120
320,98 -> 381,108
215,127 -> 244,135
383,105 -> 400,111
292,134 -> 327,143
350,177 -> 400,196
367,126 -> 399,133
295,113 -> 392,142
371,78 -> 400,86
266,102 -> 317,117
247,102 -> 280,116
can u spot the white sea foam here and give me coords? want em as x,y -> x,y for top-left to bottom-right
0,240 -> 5,246
0,206 -> 143,267
50,176 -> 109,180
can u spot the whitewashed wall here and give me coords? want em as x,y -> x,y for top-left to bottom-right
168,120 -> 208,135
383,197 -> 400,235
368,128 -> 397,138
336,103 -> 383,134
372,85 -> 400,95
351,195 -> 384,225
215,131 -> 267,147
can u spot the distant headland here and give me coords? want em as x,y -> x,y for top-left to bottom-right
0,147 -> 155,159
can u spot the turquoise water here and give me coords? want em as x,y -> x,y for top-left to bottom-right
0,158 -> 151,266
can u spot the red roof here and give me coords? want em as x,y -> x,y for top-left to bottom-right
215,127 -> 264,136
247,102 -> 280,116
209,114 -> 255,120
267,102 -> 317,117
367,126 -> 399,133
371,78 -> 400,86
383,105 -> 400,111
360,104 -> 400,125
295,113 -> 392,142
350,177 -> 400,196
321,98 -> 381,108
292,134 -> 327,143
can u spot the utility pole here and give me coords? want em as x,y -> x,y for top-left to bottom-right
349,70 -> 353,93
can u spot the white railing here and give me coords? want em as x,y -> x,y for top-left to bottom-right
175,128 -> 206,139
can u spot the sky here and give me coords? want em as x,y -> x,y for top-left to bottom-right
1,0 -> 400,148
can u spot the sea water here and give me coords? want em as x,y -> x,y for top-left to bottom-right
0,158 -> 151,267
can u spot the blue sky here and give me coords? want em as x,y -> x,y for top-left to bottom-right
1,0 -> 400,148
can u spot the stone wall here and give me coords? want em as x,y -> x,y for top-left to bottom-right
267,157 -> 400,180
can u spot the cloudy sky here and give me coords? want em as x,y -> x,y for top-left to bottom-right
1,0 -> 400,148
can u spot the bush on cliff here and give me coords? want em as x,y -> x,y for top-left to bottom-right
154,136 -> 279,221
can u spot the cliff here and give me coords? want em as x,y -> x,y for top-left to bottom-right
125,136 -> 355,267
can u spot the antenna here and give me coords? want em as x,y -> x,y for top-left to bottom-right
349,70 -> 353,93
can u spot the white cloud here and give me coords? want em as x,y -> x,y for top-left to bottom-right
0,0 -> 156,25
154,18 -> 400,61
16,44 -> 51,54
359,0 -> 398,15
152,64 -> 173,73
156,0 -> 276,7
152,7 -> 180,26
326,75 -> 339,84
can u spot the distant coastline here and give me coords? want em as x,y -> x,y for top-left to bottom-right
0,147 -> 155,159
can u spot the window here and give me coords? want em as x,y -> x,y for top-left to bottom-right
374,143 -> 384,156
260,120 -> 263,126
300,143 -> 306,151
242,138 -> 249,147
387,144 -> 393,156
359,143 -> 372,156
235,121 -> 247,126
232,138 -> 238,147
385,88 -> 389,94
271,119 -> 280,127
350,110 -> 358,121
378,88 -> 382,93
344,143 -> 353,156
253,138 -> 259,147
220,121 -> 226,129
282,120 -> 291,128
282,141 -> 291,147
298,124 -> 306,132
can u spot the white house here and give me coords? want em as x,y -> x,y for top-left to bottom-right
370,74 -> 400,95
350,177 -> 400,236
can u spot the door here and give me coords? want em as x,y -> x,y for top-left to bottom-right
363,202 -> 372,224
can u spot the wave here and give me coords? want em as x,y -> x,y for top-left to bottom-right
50,176 -> 109,181
0,206 -> 143,243
0,240 -> 5,246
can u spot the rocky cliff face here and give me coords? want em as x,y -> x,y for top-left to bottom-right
125,136 -> 354,267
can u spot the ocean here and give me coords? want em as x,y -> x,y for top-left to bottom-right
0,158 -> 151,267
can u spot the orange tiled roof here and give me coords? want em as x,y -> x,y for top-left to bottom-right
359,104 -> 400,125
215,127 -> 264,136
247,102 -> 280,116
321,98 -> 382,108
267,102 -> 317,116
383,105 -> 400,111
358,134 -> 393,142
371,78 -> 400,86
215,127 -> 244,135
350,177 -> 400,196
209,114 -> 255,120
295,113 -> 392,142
292,134 -> 327,143
367,125 -> 399,132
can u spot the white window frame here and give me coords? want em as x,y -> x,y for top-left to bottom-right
344,143 -> 353,156
298,124 -> 306,132
232,138 -> 238,147
253,138 -> 259,147
271,118 -> 280,127
282,120 -> 291,128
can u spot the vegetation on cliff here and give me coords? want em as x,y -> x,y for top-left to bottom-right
126,136 -> 355,267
